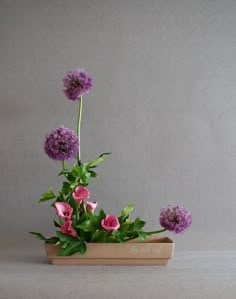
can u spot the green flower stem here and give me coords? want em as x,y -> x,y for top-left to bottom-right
123,228 -> 166,243
124,234 -> 138,242
145,228 -> 166,235
83,200 -> 88,219
77,96 -> 83,163
62,161 -> 69,180
103,231 -> 110,242
76,205 -> 79,223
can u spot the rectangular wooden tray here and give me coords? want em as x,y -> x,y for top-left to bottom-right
45,237 -> 175,265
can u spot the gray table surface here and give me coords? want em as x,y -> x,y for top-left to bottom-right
0,241 -> 236,299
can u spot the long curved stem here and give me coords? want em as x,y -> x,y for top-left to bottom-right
123,228 -> 166,243
77,96 -> 83,163
145,228 -> 166,235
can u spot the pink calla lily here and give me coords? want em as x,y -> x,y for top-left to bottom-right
86,201 -> 98,213
101,214 -> 120,231
61,220 -> 77,237
54,202 -> 73,220
72,186 -> 90,205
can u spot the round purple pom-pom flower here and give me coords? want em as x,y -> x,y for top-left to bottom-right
44,126 -> 79,161
63,68 -> 93,101
159,205 -> 192,234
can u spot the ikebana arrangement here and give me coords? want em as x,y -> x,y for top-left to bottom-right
30,68 -> 192,264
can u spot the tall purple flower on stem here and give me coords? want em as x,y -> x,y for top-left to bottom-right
159,205 -> 192,234
63,68 -> 93,101
44,126 -> 79,161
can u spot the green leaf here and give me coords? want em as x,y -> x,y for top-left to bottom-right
29,232 -> 58,244
66,173 -> 76,183
112,230 -> 126,242
79,172 -> 91,186
134,217 -> 146,230
29,232 -> 48,241
62,243 -> 69,249
89,170 -> 98,178
88,152 -> 111,168
56,231 -> 79,243
38,188 -> 56,203
71,165 -> 82,177
58,240 -> 86,256
97,209 -> 106,220
137,231 -> 149,241
58,169 -> 71,176
62,182 -> 72,194
78,242 -> 87,255
121,204 -> 135,217
76,209 -> 106,232
76,220 -> 96,232
91,230 -> 103,242
58,242 -> 80,256
68,195 -> 77,212
82,163 -> 89,172
70,182 -> 78,190
46,237 -> 59,244
58,169 -> 76,183
53,219 -> 61,228
77,213 -> 88,225
79,230 -> 92,242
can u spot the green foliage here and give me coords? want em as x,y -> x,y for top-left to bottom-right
76,220 -> 96,232
56,231 -> 86,256
32,152 -> 158,256
137,231 -> 149,241
91,230 -> 104,242
87,152 -> 111,168
53,219 -> 61,228
29,232 -> 58,244
57,153 -> 110,188
134,217 -> 146,230
62,182 -> 72,194
75,209 -> 106,232
38,188 -> 56,203
56,231 -> 78,243
121,204 -> 134,217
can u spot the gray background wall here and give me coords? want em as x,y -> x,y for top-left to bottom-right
1,0 -> 236,250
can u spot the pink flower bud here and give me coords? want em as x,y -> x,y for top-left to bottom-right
101,214 -> 120,231
72,186 -> 90,205
86,201 -> 98,213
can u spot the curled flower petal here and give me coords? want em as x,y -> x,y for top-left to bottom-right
61,220 -> 77,237
55,202 -> 73,220
86,201 -> 97,213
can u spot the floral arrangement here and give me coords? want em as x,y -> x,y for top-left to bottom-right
30,68 -> 192,256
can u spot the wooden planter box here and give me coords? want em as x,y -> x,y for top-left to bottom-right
45,237 -> 175,266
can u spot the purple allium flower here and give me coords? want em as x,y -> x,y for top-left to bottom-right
159,205 -> 192,234
63,68 -> 93,101
44,126 -> 79,161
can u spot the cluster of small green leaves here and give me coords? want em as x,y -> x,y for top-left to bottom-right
38,153 -> 111,204
113,205 -> 149,242
30,152 -> 151,256
30,205 -> 149,256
